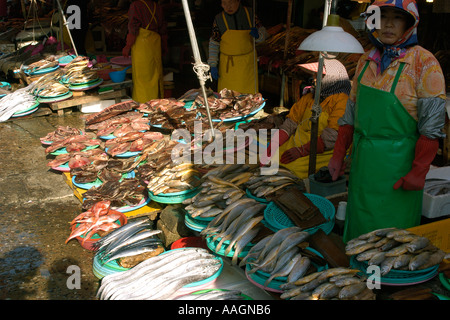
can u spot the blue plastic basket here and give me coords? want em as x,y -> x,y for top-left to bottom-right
263,193 -> 335,234
350,256 -> 440,286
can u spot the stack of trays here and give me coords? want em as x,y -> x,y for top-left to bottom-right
92,254 -> 130,280
184,213 -> 213,232
350,256 -> 440,286
68,78 -> 103,91
12,101 -> 40,117
37,91 -> 73,104
72,171 -> 136,190
148,187 -> 201,204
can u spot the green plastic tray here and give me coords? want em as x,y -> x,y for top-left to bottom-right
350,256 -> 439,286
148,187 -> 200,204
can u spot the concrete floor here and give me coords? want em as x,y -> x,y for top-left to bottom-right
0,111 -> 100,300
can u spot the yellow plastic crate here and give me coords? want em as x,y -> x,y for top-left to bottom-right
407,218 -> 450,253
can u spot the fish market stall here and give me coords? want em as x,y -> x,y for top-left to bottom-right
37,89 -> 450,301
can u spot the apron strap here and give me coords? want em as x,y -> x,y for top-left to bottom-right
222,12 -> 229,31
244,7 -> 252,27
390,62 -> 405,94
358,60 -> 405,94
139,0 -> 157,30
222,7 -> 253,30
358,61 -> 370,83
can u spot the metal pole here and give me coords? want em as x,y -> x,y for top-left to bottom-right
55,0 -> 78,56
308,54 -> 324,176
308,0 -> 331,176
180,0 -> 214,139
252,0 -> 257,94
279,0 -> 293,107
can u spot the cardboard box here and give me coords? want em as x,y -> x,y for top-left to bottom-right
422,191 -> 450,219
423,166 -> 450,218
407,218 -> 450,252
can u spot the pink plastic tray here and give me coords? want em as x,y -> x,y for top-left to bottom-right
110,56 -> 132,66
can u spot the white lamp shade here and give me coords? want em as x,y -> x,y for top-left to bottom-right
298,26 -> 364,54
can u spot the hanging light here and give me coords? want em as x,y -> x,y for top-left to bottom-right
297,0 -> 364,176
298,5 -> 364,54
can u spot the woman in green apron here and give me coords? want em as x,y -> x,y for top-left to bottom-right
207,0 -> 267,94
328,0 -> 447,242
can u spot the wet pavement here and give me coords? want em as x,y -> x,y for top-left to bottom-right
0,111 -> 99,300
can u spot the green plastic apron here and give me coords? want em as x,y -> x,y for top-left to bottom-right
343,61 -> 422,243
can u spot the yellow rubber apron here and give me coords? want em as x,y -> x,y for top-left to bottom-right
218,8 -> 258,94
277,106 -> 334,179
343,61 -> 422,242
131,1 -> 164,103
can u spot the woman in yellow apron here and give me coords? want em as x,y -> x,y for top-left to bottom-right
207,0 -> 266,94
122,0 -> 168,103
328,0 -> 446,242
265,59 -> 351,180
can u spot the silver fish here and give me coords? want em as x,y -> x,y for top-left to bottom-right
380,256 -> 397,276
231,227 -> 260,266
103,243 -> 161,264
98,248 -> 214,299
393,253 -> 414,269
222,214 -> 264,255
356,248 -> 382,262
368,252 -> 387,266
338,282 -> 367,300
116,259 -> 221,300
264,252 -> 301,288
406,236 -> 430,253
280,256 -> 311,290
312,282 -> 338,300
334,276 -> 364,287
408,251 -> 431,271
239,234 -> 273,267
254,227 -> 303,264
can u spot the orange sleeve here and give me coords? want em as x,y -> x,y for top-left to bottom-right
286,93 -> 314,124
324,93 -> 349,131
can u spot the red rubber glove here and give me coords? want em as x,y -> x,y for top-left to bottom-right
393,135 -> 438,191
280,137 -> 325,164
328,124 -> 354,181
261,129 -> 290,166
267,129 -> 290,158
122,33 -> 137,58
